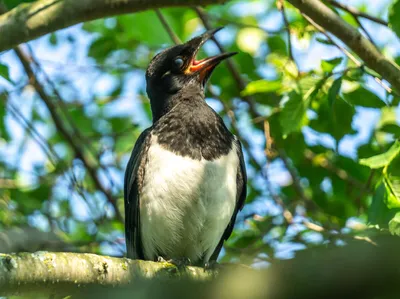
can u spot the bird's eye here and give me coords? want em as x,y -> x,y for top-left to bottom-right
174,57 -> 184,68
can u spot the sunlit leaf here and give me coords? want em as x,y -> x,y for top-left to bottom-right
0,63 -> 11,83
389,0 -> 400,39
280,92 -> 307,136
359,140 -> 400,169
241,80 -> 281,96
380,123 -> 400,137
344,87 -> 386,108
389,212 -> 400,236
327,77 -> 342,108
321,57 -> 343,73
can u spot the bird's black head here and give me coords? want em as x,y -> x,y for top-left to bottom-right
145,27 -> 236,122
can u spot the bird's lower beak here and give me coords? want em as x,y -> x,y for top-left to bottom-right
184,27 -> 237,83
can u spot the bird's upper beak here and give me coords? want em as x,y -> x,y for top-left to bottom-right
183,27 -> 237,83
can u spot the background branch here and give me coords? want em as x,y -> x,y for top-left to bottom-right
324,0 -> 389,26
0,0 -> 227,53
14,47 -> 123,222
287,0 -> 400,93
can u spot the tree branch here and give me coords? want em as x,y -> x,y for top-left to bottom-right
0,252 -> 212,296
287,0 -> 400,93
0,0 -> 226,53
14,47 -> 124,222
3,237 -> 400,298
324,0 -> 388,26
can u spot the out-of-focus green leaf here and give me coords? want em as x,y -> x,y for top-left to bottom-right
380,123 -> 400,137
389,0 -> 400,39
369,183 -> 399,227
389,212 -> 400,236
359,140 -> 400,169
4,0 -> 35,9
267,35 -> 287,56
321,57 -> 343,73
241,80 -> 281,96
309,95 -> 355,141
49,33 -> 58,46
327,77 -> 342,108
344,87 -> 386,108
0,95 -> 10,141
384,155 -> 400,208
0,63 -> 11,83
69,108 -> 95,135
316,37 -> 334,45
280,92 -> 307,136
384,175 -> 400,209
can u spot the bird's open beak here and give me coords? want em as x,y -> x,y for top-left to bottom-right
184,27 -> 237,83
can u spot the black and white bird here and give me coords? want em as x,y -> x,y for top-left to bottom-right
124,28 -> 247,266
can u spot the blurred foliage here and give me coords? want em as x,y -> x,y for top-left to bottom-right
0,0 -> 399,269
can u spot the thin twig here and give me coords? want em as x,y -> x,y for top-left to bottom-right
206,14 -> 282,35
194,6 -> 260,116
26,45 -> 118,190
302,13 -> 393,94
277,0 -> 298,71
354,17 -> 378,50
14,47 -> 123,223
154,9 -> 182,45
278,148 -> 316,210
5,98 -> 89,199
324,0 -> 388,26
304,149 -> 373,195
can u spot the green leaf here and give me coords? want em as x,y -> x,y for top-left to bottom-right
380,123 -> 400,137
327,77 -> 342,108
389,0 -> 400,39
384,155 -> 400,208
267,35 -> 287,56
359,140 -> 400,169
321,57 -> 343,73
368,183 -> 399,226
0,95 -> 10,141
0,63 -> 11,83
389,212 -> 400,236
49,33 -> 58,46
384,174 -> 400,208
316,37 -> 334,45
241,80 -> 281,96
280,92 -> 307,136
4,0 -> 36,9
344,68 -> 364,81
344,87 -> 386,108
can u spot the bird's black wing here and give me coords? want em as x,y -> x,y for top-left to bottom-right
124,128 -> 152,259
210,137 -> 247,261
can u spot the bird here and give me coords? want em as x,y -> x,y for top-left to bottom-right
124,27 -> 247,267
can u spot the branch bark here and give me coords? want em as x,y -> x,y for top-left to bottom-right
0,0 -> 226,53
3,237 -> 400,298
0,251 -> 212,296
287,0 -> 400,93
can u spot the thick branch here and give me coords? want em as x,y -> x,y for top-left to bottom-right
0,0 -> 226,52
287,0 -> 400,93
0,252 -> 212,296
3,237 -> 400,298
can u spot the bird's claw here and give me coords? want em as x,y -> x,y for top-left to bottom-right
157,256 -> 191,269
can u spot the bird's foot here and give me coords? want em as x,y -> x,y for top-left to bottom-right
157,256 -> 191,269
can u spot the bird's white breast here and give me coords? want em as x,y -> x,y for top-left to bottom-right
139,135 -> 239,263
